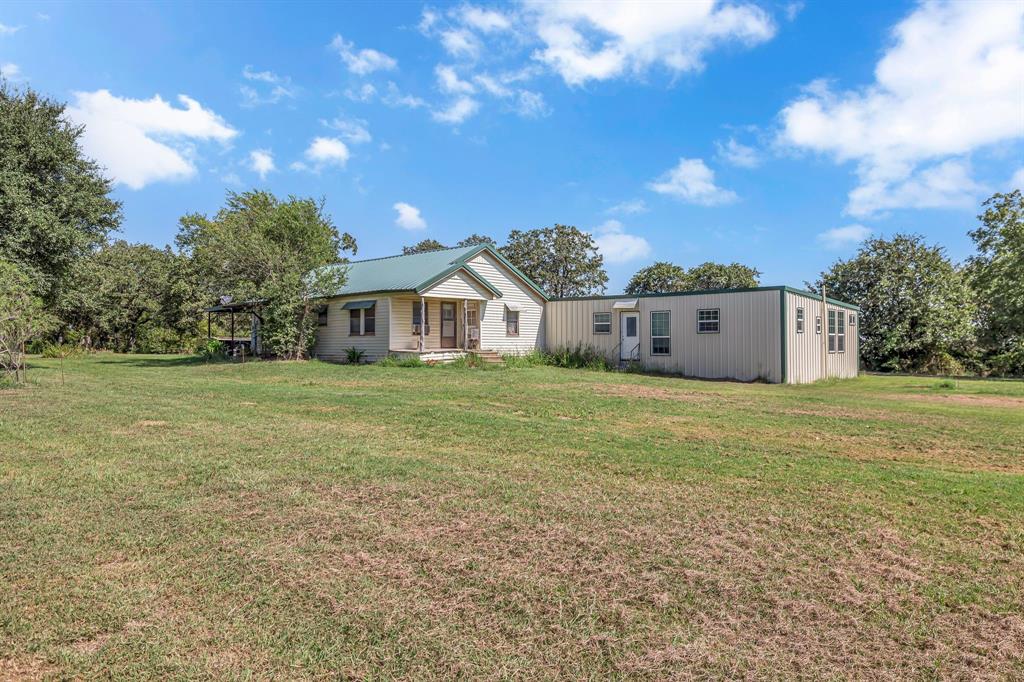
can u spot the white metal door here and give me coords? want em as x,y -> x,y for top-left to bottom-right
620,312 -> 639,360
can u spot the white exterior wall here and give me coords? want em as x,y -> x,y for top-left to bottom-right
313,295 -> 390,362
388,296 -> 476,352
546,290 -> 783,383
420,270 -> 492,301
466,252 -> 545,354
785,292 -> 859,383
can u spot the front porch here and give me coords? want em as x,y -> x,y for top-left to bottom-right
387,295 -> 485,355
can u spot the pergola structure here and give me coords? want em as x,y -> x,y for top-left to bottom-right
203,300 -> 264,356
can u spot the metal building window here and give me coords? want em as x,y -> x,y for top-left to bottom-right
836,310 -> 845,353
593,312 -> 611,334
827,310 -> 836,352
651,311 -> 671,355
796,307 -> 805,333
815,316 -> 822,334
697,308 -> 720,334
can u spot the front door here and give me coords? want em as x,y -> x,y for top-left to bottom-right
441,302 -> 457,348
620,312 -> 639,360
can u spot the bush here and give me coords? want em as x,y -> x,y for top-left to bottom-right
987,346 -> 1024,378
136,327 -> 189,354
41,343 -> 82,359
345,347 -> 367,364
197,339 -> 226,360
920,351 -> 966,376
503,350 -> 546,368
544,344 -> 613,371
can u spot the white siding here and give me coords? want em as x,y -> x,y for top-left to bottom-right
546,290 -> 783,383
388,296 -> 467,351
785,291 -> 859,383
313,295 -> 390,362
420,270 -> 491,300
466,252 -> 545,354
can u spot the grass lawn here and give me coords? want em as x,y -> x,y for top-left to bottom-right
2,354 -> 1023,679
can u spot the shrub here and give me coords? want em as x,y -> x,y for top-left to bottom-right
544,344 -> 612,371
197,339 -> 226,360
921,351 -> 965,376
503,350 -> 546,368
41,343 -> 81,359
345,347 -> 367,364
987,346 -> 1024,378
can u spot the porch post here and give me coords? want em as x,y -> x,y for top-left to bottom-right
419,297 -> 425,352
463,299 -> 468,351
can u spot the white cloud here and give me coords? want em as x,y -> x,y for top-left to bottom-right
393,202 -> 427,230
460,5 -> 513,33
592,219 -> 651,264
221,172 -> 242,186
0,22 -> 21,35
432,96 -> 480,125
65,90 -> 237,190
1010,168 -> 1024,190
778,1 -> 1024,216
0,63 -> 19,79
248,149 -> 275,180
436,65 -> 476,94
515,90 -> 550,118
529,1 -> 776,86
324,116 -> 372,145
329,34 -> 397,75
441,29 -> 482,59
816,224 -> 870,250
715,137 -> 760,168
36,13 -> 50,21
303,137 -> 350,168
647,158 -> 737,205
240,65 -> 296,106
473,73 -> 512,97
607,199 -> 649,215
344,83 -> 377,102
382,82 -> 426,109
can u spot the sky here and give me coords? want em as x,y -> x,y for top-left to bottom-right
2,0 -> 1022,292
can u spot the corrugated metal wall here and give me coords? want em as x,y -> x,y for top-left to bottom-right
545,290 -> 783,383
785,291 -> 859,383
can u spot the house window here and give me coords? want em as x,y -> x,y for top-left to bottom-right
796,307 -> 805,333
651,310 -> 671,355
697,308 -> 720,334
827,310 -> 836,352
506,307 -> 519,336
815,316 -> 822,334
836,310 -> 845,353
364,305 -> 375,335
412,301 -> 430,335
593,312 -> 611,334
349,304 -> 376,336
849,314 -> 856,327
317,305 -> 328,327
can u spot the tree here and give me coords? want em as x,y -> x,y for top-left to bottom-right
177,191 -> 356,359
0,83 -> 121,303
456,233 -> 495,248
402,239 -> 447,255
625,262 -> 689,295
810,234 -> 976,373
56,241 -> 200,352
0,260 -> 54,382
686,262 -> 760,290
967,190 -> 1024,375
501,224 -> 607,298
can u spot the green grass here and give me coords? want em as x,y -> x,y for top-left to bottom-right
2,354 -> 1023,679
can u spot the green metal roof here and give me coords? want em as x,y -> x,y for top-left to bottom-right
323,244 -> 549,301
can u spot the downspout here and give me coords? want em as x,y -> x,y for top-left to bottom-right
821,285 -> 828,380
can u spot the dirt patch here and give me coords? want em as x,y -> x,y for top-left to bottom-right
0,657 -> 52,681
896,393 -> 1024,408
591,383 -> 720,402
70,633 -> 112,655
134,420 -> 168,428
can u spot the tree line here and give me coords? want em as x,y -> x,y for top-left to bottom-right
1,81 -> 1021,378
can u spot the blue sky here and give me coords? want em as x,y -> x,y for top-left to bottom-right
2,1 -> 1022,292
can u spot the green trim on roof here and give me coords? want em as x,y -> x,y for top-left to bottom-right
414,262 -> 504,298
341,299 -> 376,310
551,285 -> 859,311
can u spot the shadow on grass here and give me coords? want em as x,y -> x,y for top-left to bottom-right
94,355 -> 222,368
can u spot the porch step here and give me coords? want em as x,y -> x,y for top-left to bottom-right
469,349 -> 505,365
